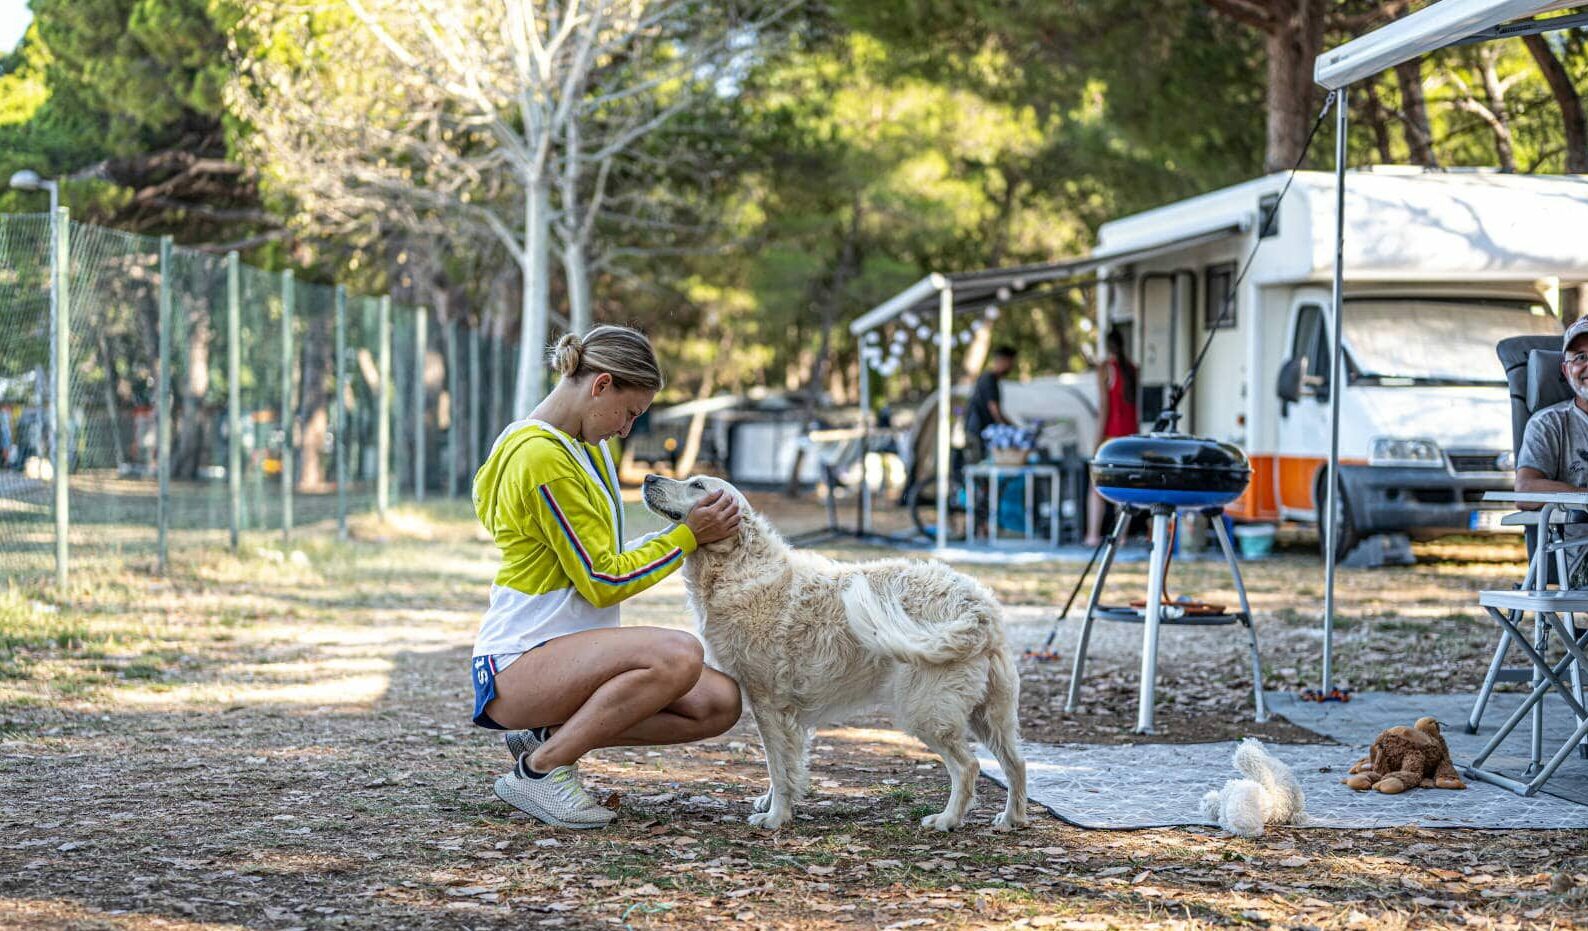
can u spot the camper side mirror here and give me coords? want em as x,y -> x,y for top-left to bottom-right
1277,358 -> 1303,411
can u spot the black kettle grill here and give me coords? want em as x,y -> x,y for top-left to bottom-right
1090,432 -> 1251,509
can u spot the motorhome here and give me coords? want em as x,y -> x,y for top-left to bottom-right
1094,168 -> 1588,553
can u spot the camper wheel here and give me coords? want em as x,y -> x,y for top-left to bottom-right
1316,474 -> 1359,561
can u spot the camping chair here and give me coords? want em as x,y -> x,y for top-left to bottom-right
787,427 -> 865,545
1464,336 -> 1588,768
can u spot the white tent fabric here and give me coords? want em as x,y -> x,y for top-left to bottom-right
1313,0 -> 1584,691
1315,0 -> 1581,89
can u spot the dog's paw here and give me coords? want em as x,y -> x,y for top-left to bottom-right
748,809 -> 790,830
751,791 -> 773,814
920,811 -> 962,832
990,811 -> 1029,832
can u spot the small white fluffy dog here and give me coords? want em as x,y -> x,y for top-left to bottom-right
1200,738 -> 1307,837
642,474 -> 1029,833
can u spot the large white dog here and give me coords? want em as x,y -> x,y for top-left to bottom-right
642,474 -> 1028,833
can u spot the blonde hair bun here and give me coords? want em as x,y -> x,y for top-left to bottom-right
551,332 -> 584,378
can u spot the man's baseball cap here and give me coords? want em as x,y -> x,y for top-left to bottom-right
1566,317 -> 1588,352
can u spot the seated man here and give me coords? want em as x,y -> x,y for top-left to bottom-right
1515,317 -> 1588,584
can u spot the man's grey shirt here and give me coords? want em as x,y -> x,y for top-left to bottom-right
1518,398 -> 1588,486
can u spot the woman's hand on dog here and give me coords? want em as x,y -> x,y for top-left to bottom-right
686,491 -> 742,544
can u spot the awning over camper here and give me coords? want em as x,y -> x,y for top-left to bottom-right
848,222 -> 1247,336
1314,0 -> 1586,89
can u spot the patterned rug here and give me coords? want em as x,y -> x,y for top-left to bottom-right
979,691 -> 1588,830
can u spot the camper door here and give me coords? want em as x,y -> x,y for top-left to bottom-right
1135,274 -> 1196,430
1275,292 -> 1333,519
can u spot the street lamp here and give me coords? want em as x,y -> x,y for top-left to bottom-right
9,169 -> 60,214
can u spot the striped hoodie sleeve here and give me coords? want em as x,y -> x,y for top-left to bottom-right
531,476 -> 697,608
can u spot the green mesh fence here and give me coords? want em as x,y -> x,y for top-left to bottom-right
0,211 -> 507,585
61,222 -> 163,568
0,214 -> 53,578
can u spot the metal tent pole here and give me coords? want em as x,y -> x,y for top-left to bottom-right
858,348 -> 872,535
936,281 -> 952,550
1322,86 -> 1348,695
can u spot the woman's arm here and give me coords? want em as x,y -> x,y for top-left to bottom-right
531,477 -> 697,608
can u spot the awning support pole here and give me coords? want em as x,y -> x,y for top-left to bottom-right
858,349 -> 872,535
1322,86 -> 1348,695
936,283 -> 953,549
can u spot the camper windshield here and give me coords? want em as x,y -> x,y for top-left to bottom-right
1342,299 -> 1559,385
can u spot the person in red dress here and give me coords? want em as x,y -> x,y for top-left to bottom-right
1084,328 -> 1139,546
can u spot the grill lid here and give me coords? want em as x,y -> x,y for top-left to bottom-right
1091,433 -> 1251,508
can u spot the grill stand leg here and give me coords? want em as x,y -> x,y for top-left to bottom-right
1065,508 -> 1130,712
1211,511 -> 1268,723
1136,509 -> 1171,735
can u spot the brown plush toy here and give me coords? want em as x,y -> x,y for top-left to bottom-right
1344,717 -> 1467,794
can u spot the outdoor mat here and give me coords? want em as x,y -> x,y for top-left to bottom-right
1268,690 -> 1588,808
976,739 -> 1588,830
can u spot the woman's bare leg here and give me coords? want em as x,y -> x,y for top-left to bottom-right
1085,486 -> 1106,546
483,626 -> 741,772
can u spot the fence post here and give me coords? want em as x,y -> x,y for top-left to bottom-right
414,306 -> 427,503
489,326 -> 503,443
468,323 -> 481,472
446,317 -> 461,498
157,235 -> 173,574
280,269 -> 295,541
377,295 -> 390,520
52,207 -> 70,589
335,286 -> 348,540
227,251 -> 241,551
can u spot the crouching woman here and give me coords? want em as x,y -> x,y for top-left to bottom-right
471,325 -> 742,828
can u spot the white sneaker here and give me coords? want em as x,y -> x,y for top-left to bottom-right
493,757 -> 615,829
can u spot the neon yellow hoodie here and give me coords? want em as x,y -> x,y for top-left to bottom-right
470,419 -> 697,658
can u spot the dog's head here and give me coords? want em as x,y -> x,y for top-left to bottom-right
641,474 -> 754,551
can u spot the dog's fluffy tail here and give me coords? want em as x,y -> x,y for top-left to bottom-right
1233,738 -> 1307,825
841,574 -> 989,665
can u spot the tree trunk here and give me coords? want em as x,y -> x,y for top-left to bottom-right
1523,33 -> 1588,173
296,306 -> 333,491
784,203 -> 862,497
513,179 -> 552,417
1262,0 -> 1326,173
172,300 -> 213,480
96,332 -> 128,471
675,363 -> 720,478
1394,58 -> 1437,167
1476,46 -> 1517,172
564,236 -> 592,336
1362,77 -> 1395,163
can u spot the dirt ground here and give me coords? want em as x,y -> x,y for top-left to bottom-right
3,495 -> 1586,930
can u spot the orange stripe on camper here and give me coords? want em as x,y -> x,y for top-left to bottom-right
1275,455 -> 1367,512
1228,455 -> 1278,522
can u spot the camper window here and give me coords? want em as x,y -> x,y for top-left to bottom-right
1342,299 -> 1557,386
1205,263 -> 1236,330
1289,304 -> 1330,392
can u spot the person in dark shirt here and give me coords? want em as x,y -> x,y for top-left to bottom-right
964,346 -> 1017,464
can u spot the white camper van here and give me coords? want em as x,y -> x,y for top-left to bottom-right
1094,168 -> 1588,552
